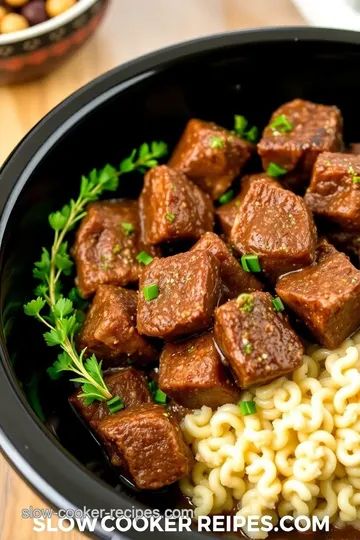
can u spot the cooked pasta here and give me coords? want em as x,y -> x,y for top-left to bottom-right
180,331 -> 360,538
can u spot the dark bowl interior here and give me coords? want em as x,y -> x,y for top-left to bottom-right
1,27 -> 360,540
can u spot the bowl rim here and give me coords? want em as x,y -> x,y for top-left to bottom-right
1,26 -> 360,540
0,0 -> 98,46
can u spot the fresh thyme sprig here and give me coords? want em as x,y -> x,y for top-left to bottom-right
24,141 -> 168,407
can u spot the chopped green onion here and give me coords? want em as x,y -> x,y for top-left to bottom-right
148,380 -> 167,405
272,297 -> 285,312
121,222 -> 135,236
270,114 -> 293,133
267,162 -> 287,177
210,135 -> 225,149
112,244 -> 121,255
107,396 -> 124,414
154,388 -> 167,405
136,251 -> 153,265
241,254 -> 262,273
239,400 -> 257,416
244,126 -> 259,143
143,283 -> 159,301
234,115 -> 248,137
353,176 -> 360,184
218,190 -> 234,205
166,212 -> 175,223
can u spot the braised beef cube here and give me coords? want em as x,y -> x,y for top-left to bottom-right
137,250 -> 221,340
78,285 -> 157,366
191,232 -> 263,300
168,118 -> 254,200
69,368 -> 152,467
276,239 -> 360,349
139,165 -> 213,245
349,143 -> 360,155
97,403 -> 194,489
258,99 -> 343,176
214,292 -> 303,388
231,180 -> 317,279
305,153 -> 360,231
216,174 -> 280,236
73,200 -> 159,298
159,331 -> 240,408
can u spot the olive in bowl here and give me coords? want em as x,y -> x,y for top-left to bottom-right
0,0 -> 108,84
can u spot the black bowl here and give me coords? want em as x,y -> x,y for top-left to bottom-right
1,27 -> 360,540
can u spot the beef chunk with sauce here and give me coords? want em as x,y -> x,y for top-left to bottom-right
137,250 -> 221,340
326,228 -> 360,264
73,200 -> 159,298
77,285 -> 158,366
190,232 -> 263,300
258,99 -> 343,176
97,403 -> 193,490
69,368 -> 152,467
159,331 -> 240,408
231,179 -> 317,279
215,174 -> 280,237
214,292 -> 303,388
139,165 -> 213,245
276,239 -> 360,349
305,152 -> 360,231
168,118 -> 254,200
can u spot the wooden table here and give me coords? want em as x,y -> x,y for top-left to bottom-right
0,1 -> 305,538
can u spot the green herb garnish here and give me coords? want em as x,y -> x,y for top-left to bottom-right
107,396 -> 124,414
210,135 -> 225,149
244,343 -> 252,355
143,283 -> 159,301
267,162 -> 287,177
136,251 -> 153,265
272,297 -> 285,312
148,380 -> 168,405
270,114 -> 293,133
237,293 -> 254,312
234,115 -> 259,143
166,212 -> 176,223
239,400 -> 257,416
24,140 -> 167,407
121,222 -> 135,236
353,176 -> 360,184
218,190 -> 234,205
241,254 -> 262,273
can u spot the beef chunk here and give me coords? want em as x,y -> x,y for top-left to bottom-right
73,200 -> 159,298
231,180 -> 317,279
137,250 -> 221,340
305,153 -> 360,231
167,401 -> 192,424
214,292 -> 303,388
276,239 -> 360,349
258,99 -> 343,176
97,403 -> 193,490
77,285 -> 158,366
190,232 -> 263,300
159,331 -> 240,408
69,368 -> 152,467
215,174 -> 280,236
139,165 -> 213,245
168,118 -> 254,200
349,143 -> 360,155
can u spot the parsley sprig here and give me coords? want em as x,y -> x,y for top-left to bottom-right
24,141 -> 168,407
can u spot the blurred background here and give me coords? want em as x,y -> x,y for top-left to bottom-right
0,0 -> 358,538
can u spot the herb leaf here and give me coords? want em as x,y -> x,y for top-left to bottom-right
25,140 -> 168,407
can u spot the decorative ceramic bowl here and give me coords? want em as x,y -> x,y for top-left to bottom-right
0,0 -> 108,85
